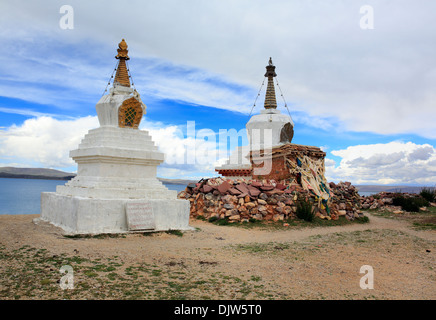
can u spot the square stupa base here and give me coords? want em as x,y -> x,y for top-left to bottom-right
39,192 -> 192,235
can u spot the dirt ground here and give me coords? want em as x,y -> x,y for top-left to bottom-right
0,212 -> 434,300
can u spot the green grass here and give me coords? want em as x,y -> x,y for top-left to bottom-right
420,187 -> 435,202
165,230 -> 184,237
296,199 -> 315,222
413,222 -> 436,230
0,244 -> 275,300
208,215 -> 369,230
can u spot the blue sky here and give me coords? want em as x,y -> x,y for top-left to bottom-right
0,0 -> 435,185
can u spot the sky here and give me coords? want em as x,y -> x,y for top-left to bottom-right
0,0 -> 435,185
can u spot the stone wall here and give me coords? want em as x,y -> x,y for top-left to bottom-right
178,178 -> 363,223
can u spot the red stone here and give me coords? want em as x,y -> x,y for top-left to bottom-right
202,185 -> 213,193
251,181 -> 262,187
275,183 -> 286,190
265,188 -> 284,196
228,188 -> 242,196
217,181 -> 232,194
235,183 -> 249,194
260,185 -> 274,191
247,186 -> 260,197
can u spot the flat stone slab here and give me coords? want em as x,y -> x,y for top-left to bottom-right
126,201 -> 156,231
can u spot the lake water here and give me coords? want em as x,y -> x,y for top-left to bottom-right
0,178 -> 187,215
358,191 -> 378,197
0,178 -> 383,215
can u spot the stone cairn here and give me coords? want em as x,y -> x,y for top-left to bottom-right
177,178 -> 363,223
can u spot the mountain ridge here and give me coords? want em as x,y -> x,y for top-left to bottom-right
0,167 -> 432,192
0,167 -> 197,184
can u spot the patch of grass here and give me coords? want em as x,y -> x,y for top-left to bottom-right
165,230 -> 183,237
212,218 -> 231,226
392,195 -> 429,212
0,244 -> 277,300
84,270 -> 98,278
233,242 -> 290,254
357,216 -> 370,223
296,199 -> 315,222
207,213 -> 369,230
63,233 -> 126,239
420,187 -> 435,202
413,222 -> 436,230
208,216 -> 219,223
250,275 -> 262,282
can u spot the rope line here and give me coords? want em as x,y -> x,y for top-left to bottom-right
101,61 -> 118,96
126,60 -> 138,92
248,77 -> 266,118
275,77 -> 293,122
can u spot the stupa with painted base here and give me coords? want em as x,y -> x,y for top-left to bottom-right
215,58 -> 296,180
39,39 -> 191,235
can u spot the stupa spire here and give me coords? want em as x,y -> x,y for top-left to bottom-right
264,57 -> 277,109
114,39 -> 131,87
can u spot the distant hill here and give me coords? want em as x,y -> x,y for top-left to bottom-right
0,166 -> 197,185
157,177 -> 197,185
355,185 -> 430,194
0,168 -> 431,190
0,167 -> 76,180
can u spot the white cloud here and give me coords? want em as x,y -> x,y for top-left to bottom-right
0,107 -> 74,119
0,116 -> 222,179
0,116 -> 98,168
326,141 -> 436,185
1,0 -> 436,137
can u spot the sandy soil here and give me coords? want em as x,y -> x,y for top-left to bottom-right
0,212 -> 434,300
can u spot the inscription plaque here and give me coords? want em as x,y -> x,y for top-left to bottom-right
126,201 -> 156,231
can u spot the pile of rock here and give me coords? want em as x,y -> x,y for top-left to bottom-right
177,178 -> 364,223
360,192 -> 435,213
328,181 -> 363,221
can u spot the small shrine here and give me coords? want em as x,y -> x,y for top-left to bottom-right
180,58 -> 363,223
40,39 -> 191,235
215,58 -> 328,200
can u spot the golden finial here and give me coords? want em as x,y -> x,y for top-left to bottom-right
115,39 -> 129,60
264,57 -> 277,109
114,39 -> 131,87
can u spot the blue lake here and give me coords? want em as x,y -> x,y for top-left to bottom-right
0,178 -> 187,215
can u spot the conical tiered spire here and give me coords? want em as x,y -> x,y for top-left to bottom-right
264,57 -> 277,109
114,39 -> 131,87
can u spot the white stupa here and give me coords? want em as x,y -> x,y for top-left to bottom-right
39,39 -> 191,235
215,58 -> 294,180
